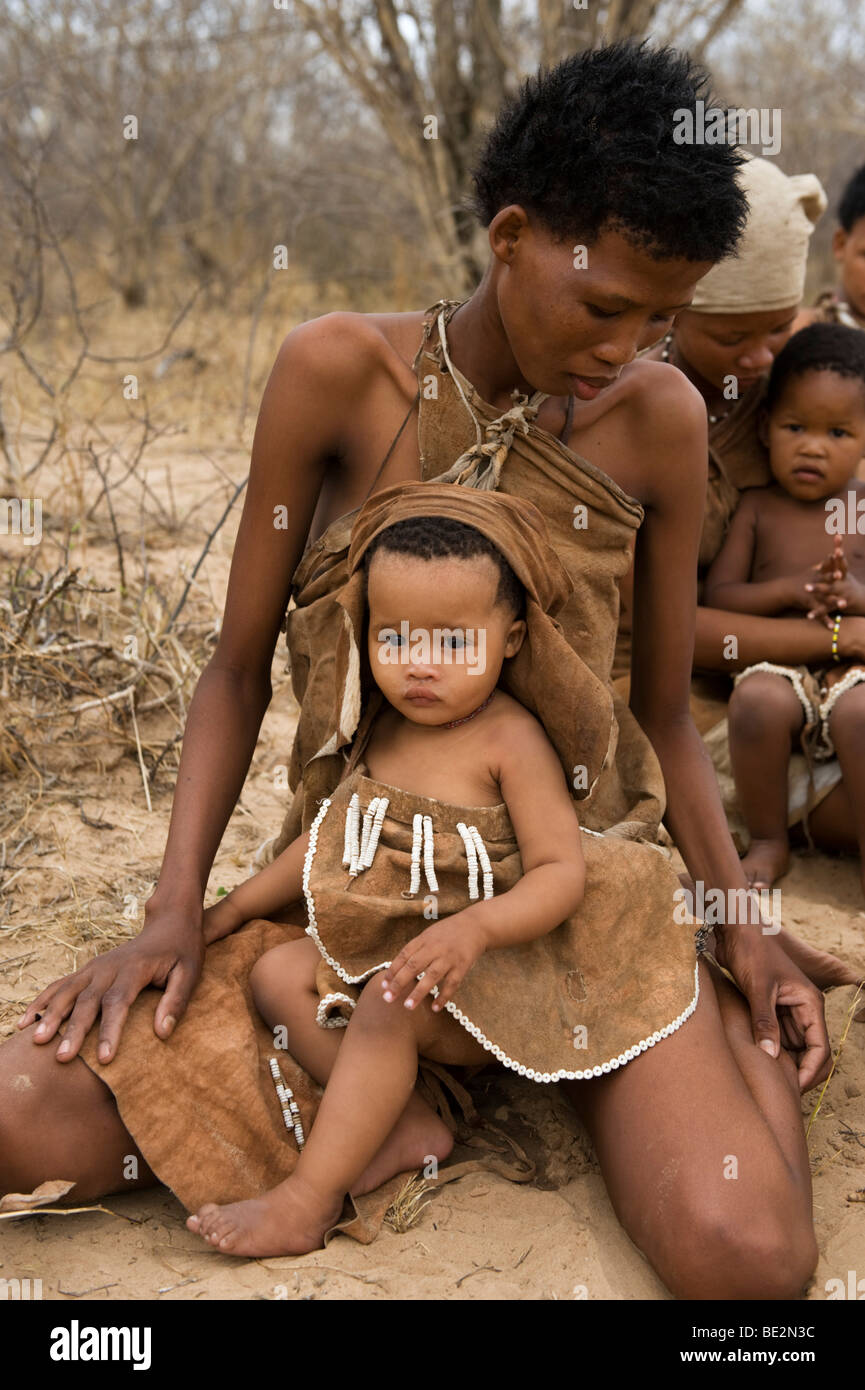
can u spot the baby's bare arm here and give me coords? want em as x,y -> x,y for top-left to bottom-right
379,710 -> 585,1011
704,492 -> 801,615
203,833 -> 309,941
458,710 -> 585,949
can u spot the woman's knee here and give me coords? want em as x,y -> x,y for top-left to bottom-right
0,1030 -> 90,1190
0,1027 -> 155,1200
827,682 -> 865,741
655,1191 -> 817,1300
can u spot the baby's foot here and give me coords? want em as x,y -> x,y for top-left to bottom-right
187,1175 -> 343,1257
741,838 -> 790,890
351,1091 -> 453,1197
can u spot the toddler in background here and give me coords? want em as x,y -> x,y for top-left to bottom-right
705,323 -> 865,895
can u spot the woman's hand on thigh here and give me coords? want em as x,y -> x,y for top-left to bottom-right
712,927 -> 831,1092
17,908 -> 205,1064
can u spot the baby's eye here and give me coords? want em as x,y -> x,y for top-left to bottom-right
586,303 -> 620,320
442,632 -> 465,651
784,422 -> 803,432
829,427 -> 850,438
378,630 -> 403,649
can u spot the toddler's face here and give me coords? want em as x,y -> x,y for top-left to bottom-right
765,369 -> 865,502
365,550 -> 525,726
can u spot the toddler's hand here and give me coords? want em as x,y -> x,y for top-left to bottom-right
804,537 -> 856,624
813,574 -> 865,619
379,916 -> 488,1012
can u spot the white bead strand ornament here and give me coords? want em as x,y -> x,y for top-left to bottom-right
457,822 -> 480,900
422,814 -> 438,892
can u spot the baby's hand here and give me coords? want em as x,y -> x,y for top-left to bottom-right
379,915 -> 488,1012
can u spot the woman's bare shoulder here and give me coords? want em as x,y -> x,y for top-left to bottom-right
623,355 -> 706,422
275,306 -> 427,392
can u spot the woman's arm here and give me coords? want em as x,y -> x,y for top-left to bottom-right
457,716 -> 586,949
693,606 -> 838,670
628,370 -> 829,1091
19,315 -> 370,1062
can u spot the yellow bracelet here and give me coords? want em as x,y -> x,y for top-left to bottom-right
831,614 -> 842,661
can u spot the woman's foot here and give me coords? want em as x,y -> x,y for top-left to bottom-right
187,1173 -> 343,1256
351,1089 -> 454,1196
776,924 -> 864,992
740,837 -> 790,890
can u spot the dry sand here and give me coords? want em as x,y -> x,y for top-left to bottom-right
2,435 -> 864,1301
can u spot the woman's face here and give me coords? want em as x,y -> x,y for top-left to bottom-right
672,306 -> 799,394
491,210 -> 715,402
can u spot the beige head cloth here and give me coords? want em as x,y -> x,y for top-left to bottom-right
689,155 -> 826,315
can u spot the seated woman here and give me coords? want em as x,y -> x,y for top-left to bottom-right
0,42 -> 850,1300
186,489 -> 702,1257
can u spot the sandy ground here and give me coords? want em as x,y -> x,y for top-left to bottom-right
2,435 -> 864,1301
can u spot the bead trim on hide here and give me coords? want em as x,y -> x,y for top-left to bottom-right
303,797 -> 701,1080
315,992 -> 355,1029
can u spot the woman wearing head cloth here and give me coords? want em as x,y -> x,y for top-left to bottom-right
616,156 -> 859,848
2,47 -> 858,1300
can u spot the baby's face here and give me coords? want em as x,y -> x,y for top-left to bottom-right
766,369 -> 865,502
365,550 -> 525,726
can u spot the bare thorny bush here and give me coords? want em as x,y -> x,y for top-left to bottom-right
0,223 -> 252,967
0,410 -> 247,967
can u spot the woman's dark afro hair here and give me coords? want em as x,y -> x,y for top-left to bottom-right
468,40 -> 748,264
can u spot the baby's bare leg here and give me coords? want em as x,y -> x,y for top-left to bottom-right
728,672 -> 804,888
251,937 -> 344,1080
189,954 -> 483,1255
247,936 -> 454,1197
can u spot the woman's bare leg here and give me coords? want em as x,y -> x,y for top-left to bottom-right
250,938 -> 454,1195
0,1025 -> 155,1199
565,959 -> 817,1301
825,684 -> 865,898
804,783 -> 858,853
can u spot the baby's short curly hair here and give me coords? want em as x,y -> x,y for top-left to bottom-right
363,515 -> 525,617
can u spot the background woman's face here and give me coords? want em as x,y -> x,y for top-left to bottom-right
492,212 -> 714,400
672,306 -> 799,393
